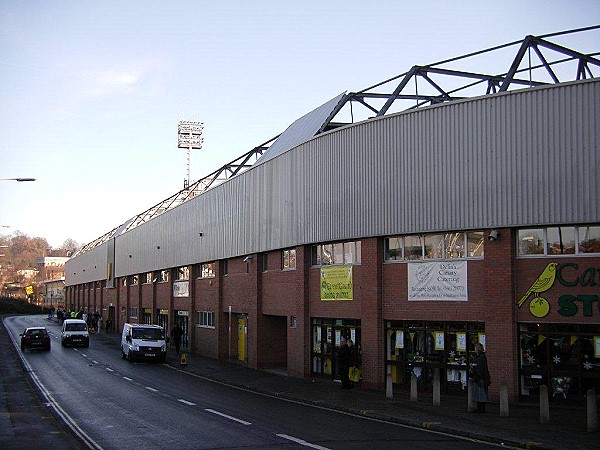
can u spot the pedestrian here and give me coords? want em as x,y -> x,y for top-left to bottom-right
347,339 -> 358,388
338,337 -> 351,389
171,323 -> 184,354
105,317 -> 112,334
469,342 -> 491,413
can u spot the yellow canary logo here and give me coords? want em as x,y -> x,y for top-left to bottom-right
516,262 -> 558,318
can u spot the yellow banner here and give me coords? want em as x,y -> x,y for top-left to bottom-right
320,266 -> 353,301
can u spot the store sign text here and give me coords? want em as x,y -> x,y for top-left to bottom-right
518,262 -> 599,318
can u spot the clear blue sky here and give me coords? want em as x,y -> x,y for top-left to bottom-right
1,1 -> 598,248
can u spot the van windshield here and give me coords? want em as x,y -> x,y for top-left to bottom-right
66,323 -> 87,331
132,328 -> 164,340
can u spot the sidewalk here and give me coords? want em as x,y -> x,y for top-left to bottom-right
97,329 -> 597,450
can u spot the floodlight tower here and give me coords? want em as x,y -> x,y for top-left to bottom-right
177,120 -> 204,190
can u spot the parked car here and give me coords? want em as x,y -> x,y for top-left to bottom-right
61,319 -> 89,347
20,327 -> 51,351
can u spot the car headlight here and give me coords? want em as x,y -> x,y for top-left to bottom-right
132,344 -> 139,351
161,344 -> 166,352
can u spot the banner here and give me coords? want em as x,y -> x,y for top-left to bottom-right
408,261 -> 467,301
173,280 -> 189,298
320,266 -> 353,301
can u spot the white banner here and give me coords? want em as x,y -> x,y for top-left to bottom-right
173,280 -> 189,298
408,261 -> 468,301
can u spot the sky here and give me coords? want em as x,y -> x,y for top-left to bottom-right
1,1 -> 599,248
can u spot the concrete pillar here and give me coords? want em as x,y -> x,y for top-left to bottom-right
386,365 -> 393,399
499,381 -> 509,417
410,372 -> 418,402
433,368 -> 440,406
540,385 -> 550,424
587,389 -> 598,433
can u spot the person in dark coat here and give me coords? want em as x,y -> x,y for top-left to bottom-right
171,324 -> 184,354
338,338 -> 352,389
470,342 -> 491,412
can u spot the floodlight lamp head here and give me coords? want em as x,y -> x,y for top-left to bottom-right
488,229 -> 500,241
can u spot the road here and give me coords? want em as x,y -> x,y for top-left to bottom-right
5,315 -> 506,449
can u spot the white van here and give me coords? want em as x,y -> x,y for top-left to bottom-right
121,323 -> 167,362
61,319 -> 89,347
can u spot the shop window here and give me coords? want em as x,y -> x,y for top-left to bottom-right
200,262 -> 215,278
312,241 -> 361,266
518,323 -> 600,400
222,260 -> 228,276
196,311 -> 214,328
131,275 -> 139,285
518,225 -> 600,257
159,270 -> 169,283
121,277 -> 127,287
262,253 -> 268,272
579,225 -> 600,253
145,272 -> 152,284
385,232 -> 484,261
282,248 -> 296,270
129,307 -> 138,319
177,266 -> 189,280
385,320 -> 484,392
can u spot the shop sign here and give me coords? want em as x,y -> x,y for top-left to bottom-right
320,266 -> 353,301
408,261 -> 467,301
173,280 -> 189,298
516,262 -> 599,318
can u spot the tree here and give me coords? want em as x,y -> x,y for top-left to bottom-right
59,238 -> 80,257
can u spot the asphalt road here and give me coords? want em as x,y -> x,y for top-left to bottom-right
4,315 -> 506,450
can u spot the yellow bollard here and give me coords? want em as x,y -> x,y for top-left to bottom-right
180,353 -> 187,366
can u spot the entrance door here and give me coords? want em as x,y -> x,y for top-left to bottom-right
156,309 -> 168,333
175,311 -> 189,350
237,316 -> 246,362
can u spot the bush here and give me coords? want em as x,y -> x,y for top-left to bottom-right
0,297 -> 49,315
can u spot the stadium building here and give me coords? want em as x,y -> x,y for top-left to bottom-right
65,28 -> 600,404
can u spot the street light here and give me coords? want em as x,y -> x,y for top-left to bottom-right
0,178 -> 36,182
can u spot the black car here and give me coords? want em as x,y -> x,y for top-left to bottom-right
20,327 -> 51,351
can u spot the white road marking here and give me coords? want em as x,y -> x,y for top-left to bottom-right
123,376 -> 133,381
178,399 -> 196,406
277,434 -> 331,450
106,368 -> 114,372
205,408 -> 251,425
92,360 -> 99,364
145,386 -> 158,392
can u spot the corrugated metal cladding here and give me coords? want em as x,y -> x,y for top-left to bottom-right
66,79 -> 599,285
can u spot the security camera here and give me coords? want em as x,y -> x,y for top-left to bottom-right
488,230 -> 500,241
243,256 -> 252,263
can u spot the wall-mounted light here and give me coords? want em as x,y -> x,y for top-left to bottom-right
129,254 -> 132,258
488,229 -> 501,242
199,232 -> 203,237
157,246 -> 161,250
243,256 -> 252,263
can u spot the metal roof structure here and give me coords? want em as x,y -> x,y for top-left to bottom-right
75,25 -> 600,257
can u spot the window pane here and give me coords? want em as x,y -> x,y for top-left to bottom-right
518,229 -> 544,255
333,243 -> 344,264
355,241 -> 361,263
322,244 -> 333,265
343,242 -> 356,264
444,233 -> 464,258
386,237 -> 402,260
425,234 -> 444,259
283,250 -> 290,269
547,227 -> 575,255
404,235 -> 423,260
579,226 -> 600,253
289,249 -> 296,269
466,231 -> 484,257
